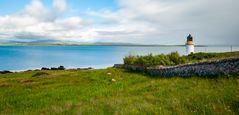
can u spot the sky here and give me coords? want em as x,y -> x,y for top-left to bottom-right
0,0 -> 238,45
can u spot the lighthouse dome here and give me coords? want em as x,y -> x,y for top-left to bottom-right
186,34 -> 194,45
185,34 -> 195,55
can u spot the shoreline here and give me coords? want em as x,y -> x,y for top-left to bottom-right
1,51 -> 239,74
0,44 -> 239,47
0,66 -> 97,74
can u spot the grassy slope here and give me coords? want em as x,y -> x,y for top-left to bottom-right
0,68 -> 239,115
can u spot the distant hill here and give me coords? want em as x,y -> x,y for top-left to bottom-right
0,40 -> 238,47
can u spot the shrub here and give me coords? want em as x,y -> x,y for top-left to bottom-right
168,52 -> 181,65
123,52 -> 222,67
123,52 -> 186,67
123,55 -> 137,65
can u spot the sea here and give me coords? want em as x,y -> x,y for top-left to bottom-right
0,46 -> 239,71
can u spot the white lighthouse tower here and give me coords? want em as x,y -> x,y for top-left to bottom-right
186,34 -> 195,55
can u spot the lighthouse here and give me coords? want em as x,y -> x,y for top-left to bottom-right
185,34 -> 195,55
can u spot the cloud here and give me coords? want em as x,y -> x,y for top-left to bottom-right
0,0 -> 239,45
53,0 -> 67,13
52,0 -> 67,20
24,0 -> 67,21
0,0 -> 96,43
88,0 -> 239,45
24,0 -> 49,21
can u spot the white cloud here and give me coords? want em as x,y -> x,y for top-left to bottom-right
56,17 -> 83,29
53,0 -> 67,13
0,0 -> 96,43
0,0 -> 239,45
52,0 -> 67,20
88,0 -> 239,45
24,0 -> 47,18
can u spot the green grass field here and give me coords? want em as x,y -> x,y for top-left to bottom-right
0,68 -> 239,114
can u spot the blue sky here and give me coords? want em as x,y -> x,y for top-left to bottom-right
0,0 -> 238,45
0,0 -> 118,15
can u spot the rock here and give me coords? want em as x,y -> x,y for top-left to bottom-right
50,66 -> 65,70
58,66 -> 65,70
88,67 -> 93,70
123,58 -> 239,77
0,70 -> 12,74
26,70 -> 33,72
51,67 -> 58,70
111,79 -> 116,82
41,67 -> 50,70
77,67 -> 93,70
124,65 -> 146,71
114,64 -> 124,68
149,58 -> 239,77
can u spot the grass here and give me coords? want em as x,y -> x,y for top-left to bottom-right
32,72 -> 49,77
0,68 -> 239,114
124,51 -> 239,67
185,51 -> 239,63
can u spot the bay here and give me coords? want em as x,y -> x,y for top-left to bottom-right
0,46 -> 238,71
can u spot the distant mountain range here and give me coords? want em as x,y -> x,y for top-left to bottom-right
0,40 -> 176,46
0,40 -> 238,47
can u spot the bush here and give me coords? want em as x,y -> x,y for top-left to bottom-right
123,52 -> 223,67
123,55 -> 137,65
124,52 -> 186,67
168,52 -> 182,65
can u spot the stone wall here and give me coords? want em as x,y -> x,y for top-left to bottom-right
114,64 -> 146,71
114,58 -> 239,77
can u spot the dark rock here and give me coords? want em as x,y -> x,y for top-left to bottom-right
88,67 -> 93,70
58,66 -> 65,70
77,67 -> 93,70
26,70 -> 33,72
124,65 -> 146,71
41,67 -> 50,70
51,67 -> 58,70
114,64 -> 124,68
50,66 -> 65,70
0,70 -> 13,74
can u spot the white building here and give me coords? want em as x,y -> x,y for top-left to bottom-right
186,34 -> 195,55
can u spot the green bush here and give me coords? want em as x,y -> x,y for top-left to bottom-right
124,52 -> 186,67
123,55 -> 137,65
123,52 -> 227,67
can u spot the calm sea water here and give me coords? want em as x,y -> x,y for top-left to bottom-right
0,46 -> 238,71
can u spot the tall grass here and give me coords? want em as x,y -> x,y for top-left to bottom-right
0,69 -> 238,114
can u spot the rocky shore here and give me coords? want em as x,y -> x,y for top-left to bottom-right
0,70 -> 13,74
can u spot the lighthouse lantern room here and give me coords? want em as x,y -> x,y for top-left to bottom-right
186,34 -> 195,55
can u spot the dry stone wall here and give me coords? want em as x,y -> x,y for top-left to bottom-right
114,58 -> 239,77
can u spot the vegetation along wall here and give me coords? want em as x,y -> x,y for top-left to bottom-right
115,58 -> 239,77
